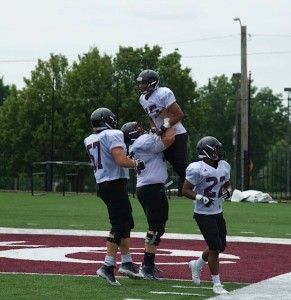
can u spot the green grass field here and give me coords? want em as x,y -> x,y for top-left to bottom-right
1,191 -> 290,238
0,191 -> 290,300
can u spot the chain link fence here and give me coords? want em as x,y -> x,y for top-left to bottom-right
0,151 -> 290,201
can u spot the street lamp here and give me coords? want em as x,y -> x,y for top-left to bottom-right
234,17 -> 249,191
233,17 -> 242,27
284,88 -> 291,195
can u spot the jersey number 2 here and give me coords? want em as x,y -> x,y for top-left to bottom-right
204,176 -> 225,198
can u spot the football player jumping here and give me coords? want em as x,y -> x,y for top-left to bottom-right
136,69 -> 188,196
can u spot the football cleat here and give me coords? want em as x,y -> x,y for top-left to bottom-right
213,283 -> 229,294
139,264 -> 158,280
188,260 -> 202,285
118,262 -> 143,279
96,265 -> 120,286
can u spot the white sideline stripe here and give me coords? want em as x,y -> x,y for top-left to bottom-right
0,227 -> 291,245
206,272 -> 291,300
172,285 -> 213,290
150,291 -> 205,296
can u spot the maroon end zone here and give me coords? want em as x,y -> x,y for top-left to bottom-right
1,233 -> 291,283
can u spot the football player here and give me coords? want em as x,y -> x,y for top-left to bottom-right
136,69 -> 188,196
121,111 -> 175,279
84,107 -> 145,286
182,136 -> 232,295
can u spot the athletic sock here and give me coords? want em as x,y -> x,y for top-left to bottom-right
211,274 -> 221,285
121,253 -> 133,264
196,257 -> 207,268
104,255 -> 115,267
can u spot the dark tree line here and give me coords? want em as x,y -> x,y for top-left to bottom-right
0,45 -> 289,193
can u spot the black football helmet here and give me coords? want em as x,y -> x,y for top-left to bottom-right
136,69 -> 160,95
196,136 -> 225,161
121,121 -> 147,145
90,108 -> 117,132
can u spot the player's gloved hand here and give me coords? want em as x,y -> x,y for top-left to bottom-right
159,125 -> 167,136
150,127 -> 157,134
222,188 -> 232,201
134,159 -> 145,174
159,118 -> 171,137
195,194 -> 214,207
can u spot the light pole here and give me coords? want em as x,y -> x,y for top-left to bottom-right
234,17 -> 249,191
232,73 -> 241,190
284,88 -> 291,195
48,77 -> 55,191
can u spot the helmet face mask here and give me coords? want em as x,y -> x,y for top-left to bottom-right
90,108 -> 117,132
136,70 -> 160,95
196,136 -> 225,161
121,121 -> 146,145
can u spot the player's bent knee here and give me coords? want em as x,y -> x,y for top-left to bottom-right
127,216 -> 134,232
208,238 -> 222,252
220,240 -> 227,253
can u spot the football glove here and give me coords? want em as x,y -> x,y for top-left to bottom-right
195,194 -> 214,207
159,125 -> 167,136
222,188 -> 232,201
134,159 -> 145,174
150,127 -> 157,134
159,118 -> 171,137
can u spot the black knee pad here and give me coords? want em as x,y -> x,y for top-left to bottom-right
106,231 -> 122,246
145,231 -> 161,246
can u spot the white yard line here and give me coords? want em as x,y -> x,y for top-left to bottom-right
0,227 -> 291,245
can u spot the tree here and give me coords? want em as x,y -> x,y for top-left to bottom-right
196,75 -> 237,154
0,77 -> 10,106
0,54 -> 70,178
249,87 -> 287,191
197,77 -> 288,190
0,46 -> 288,195
63,47 -> 115,160
0,86 -> 23,176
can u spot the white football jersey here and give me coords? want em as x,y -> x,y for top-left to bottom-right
185,160 -> 231,215
84,129 -> 129,183
139,87 -> 186,135
129,132 -> 167,187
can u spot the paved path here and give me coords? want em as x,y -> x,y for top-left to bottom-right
207,272 -> 291,300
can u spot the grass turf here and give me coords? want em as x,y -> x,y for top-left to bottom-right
0,191 -> 290,238
0,191 -> 290,299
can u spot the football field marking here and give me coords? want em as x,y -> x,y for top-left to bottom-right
150,291 -> 205,296
124,299 -> 149,300
1,227 -> 291,299
1,227 -> 291,245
